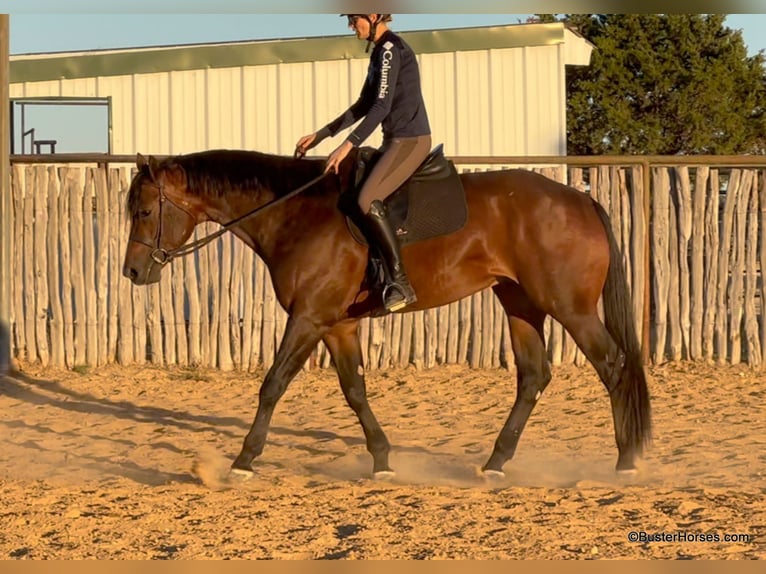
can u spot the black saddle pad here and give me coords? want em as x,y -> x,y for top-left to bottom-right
343,146 -> 467,247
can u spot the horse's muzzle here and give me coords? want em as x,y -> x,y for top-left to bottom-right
122,264 -> 160,286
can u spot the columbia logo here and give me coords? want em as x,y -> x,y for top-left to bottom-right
378,44 -> 394,99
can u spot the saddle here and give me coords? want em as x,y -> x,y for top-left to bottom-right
338,144 -> 467,248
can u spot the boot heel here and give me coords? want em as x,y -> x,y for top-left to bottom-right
383,283 -> 417,311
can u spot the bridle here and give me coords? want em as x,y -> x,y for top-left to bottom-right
128,178 -> 194,266
128,171 -> 329,269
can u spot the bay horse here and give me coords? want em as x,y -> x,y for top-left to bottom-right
122,149 -> 651,479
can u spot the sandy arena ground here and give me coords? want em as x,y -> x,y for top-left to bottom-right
0,361 -> 764,559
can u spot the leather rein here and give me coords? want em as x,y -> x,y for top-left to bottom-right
129,172 -> 329,267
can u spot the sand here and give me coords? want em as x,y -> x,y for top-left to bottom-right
0,361 -> 763,559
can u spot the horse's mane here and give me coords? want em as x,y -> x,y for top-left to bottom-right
175,149 -> 327,198
127,149 -> 332,217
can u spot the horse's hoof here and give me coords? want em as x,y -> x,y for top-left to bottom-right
616,467 -> 638,476
482,469 -> 506,481
373,470 -> 396,481
229,467 -> 255,481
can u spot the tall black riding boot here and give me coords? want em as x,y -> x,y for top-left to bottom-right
364,200 -> 417,312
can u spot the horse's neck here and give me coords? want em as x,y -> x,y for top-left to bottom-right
212,184 -> 336,261
187,154 -> 337,257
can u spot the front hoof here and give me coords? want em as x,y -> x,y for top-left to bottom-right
616,458 -> 638,474
373,470 -> 396,481
616,467 -> 638,476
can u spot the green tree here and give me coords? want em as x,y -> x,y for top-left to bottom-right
535,14 -> 766,155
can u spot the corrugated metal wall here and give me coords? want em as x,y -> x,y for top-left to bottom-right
10,33 -> 583,159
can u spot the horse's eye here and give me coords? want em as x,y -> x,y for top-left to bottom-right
139,209 -> 152,218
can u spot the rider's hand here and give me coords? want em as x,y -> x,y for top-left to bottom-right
324,140 -> 354,174
294,133 -> 318,159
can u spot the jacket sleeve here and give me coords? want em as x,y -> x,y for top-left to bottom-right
317,77 -> 375,140
347,42 -> 401,146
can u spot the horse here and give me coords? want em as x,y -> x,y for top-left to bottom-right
122,148 -> 651,480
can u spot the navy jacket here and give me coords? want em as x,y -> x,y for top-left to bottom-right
319,30 -> 431,145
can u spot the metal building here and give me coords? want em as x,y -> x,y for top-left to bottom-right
9,22 -> 592,158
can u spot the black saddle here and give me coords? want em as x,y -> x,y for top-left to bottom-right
339,144 -> 467,248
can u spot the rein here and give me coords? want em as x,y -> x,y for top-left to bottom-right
146,172 -> 329,265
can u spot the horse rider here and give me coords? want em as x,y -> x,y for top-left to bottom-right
295,14 -> 432,312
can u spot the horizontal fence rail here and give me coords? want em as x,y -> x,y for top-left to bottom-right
7,154 -> 766,370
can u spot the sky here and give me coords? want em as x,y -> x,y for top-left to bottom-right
6,13 -> 766,56
6,14 -> 537,55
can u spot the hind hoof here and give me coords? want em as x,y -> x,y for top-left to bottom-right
616,467 -> 638,476
373,470 -> 396,481
229,467 -> 254,481
482,469 -> 506,481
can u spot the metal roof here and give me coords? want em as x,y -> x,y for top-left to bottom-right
11,23 -> 577,83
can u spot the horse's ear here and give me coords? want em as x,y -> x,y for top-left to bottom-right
136,153 -> 159,181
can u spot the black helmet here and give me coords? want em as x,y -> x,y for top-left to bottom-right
340,14 -> 392,22
340,14 -> 392,52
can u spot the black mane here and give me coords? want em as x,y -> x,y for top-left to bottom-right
175,149 -> 327,198
127,149 -> 331,217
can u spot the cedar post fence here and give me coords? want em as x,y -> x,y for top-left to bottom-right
0,16 -> 9,374
8,153 -> 766,370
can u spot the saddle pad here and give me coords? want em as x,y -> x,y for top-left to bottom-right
347,161 -> 467,247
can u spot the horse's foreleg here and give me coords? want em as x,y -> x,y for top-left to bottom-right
231,315 -> 324,474
483,284 -> 550,475
323,321 -> 393,477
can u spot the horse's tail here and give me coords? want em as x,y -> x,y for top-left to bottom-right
592,200 -> 652,455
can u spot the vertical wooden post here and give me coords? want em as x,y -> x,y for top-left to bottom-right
0,15 -> 11,373
641,159 -> 651,363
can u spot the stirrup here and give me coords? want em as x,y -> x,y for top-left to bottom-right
382,282 -> 417,312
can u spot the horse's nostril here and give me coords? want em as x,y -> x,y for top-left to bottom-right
123,266 -> 138,281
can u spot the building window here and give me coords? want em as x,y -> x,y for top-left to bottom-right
10,97 -> 111,154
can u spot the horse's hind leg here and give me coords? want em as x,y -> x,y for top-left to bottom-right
483,282 -> 551,475
559,312 -> 638,472
323,320 -> 393,477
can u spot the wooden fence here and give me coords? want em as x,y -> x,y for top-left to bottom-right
7,156 -> 766,370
